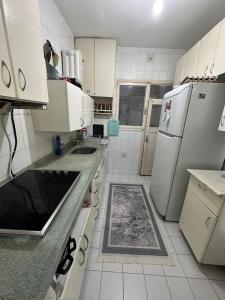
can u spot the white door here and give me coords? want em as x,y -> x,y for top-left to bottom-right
2,0 -> 48,103
159,83 -> 192,137
212,18 -> 225,76
75,38 -> 95,96
179,183 -> 217,262
140,99 -> 162,175
173,55 -> 185,86
150,132 -> 181,216
183,42 -> 200,78
0,6 -> 15,99
94,38 -> 116,97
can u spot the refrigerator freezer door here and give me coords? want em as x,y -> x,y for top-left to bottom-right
150,132 -> 181,217
159,84 -> 192,137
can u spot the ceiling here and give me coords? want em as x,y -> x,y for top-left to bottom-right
54,0 -> 225,49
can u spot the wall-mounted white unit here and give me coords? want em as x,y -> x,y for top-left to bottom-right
62,50 -> 83,83
75,38 -> 116,97
32,80 -> 94,132
33,80 -> 82,132
0,0 -> 48,105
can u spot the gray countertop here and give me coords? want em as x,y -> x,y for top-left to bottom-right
0,142 -> 105,300
188,169 -> 225,197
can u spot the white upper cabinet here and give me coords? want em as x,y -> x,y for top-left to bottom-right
32,81 -> 93,132
0,7 -> 15,99
183,42 -> 200,78
32,81 -> 83,132
173,55 -> 185,86
212,18 -> 225,76
75,38 -> 95,96
1,0 -> 48,104
94,38 -> 116,97
75,38 -> 116,97
195,21 -> 222,77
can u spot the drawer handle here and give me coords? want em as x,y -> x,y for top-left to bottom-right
92,196 -> 99,208
205,217 -> 211,229
198,183 -> 206,192
94,208 -> 100,220
83,234 -> 89,251
1,60 -> 11,88
79,247 -> 85,266
95,170 -> 100,180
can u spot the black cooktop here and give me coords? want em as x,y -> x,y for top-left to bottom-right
0,170 -> 80,236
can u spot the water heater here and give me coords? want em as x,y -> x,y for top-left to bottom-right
62,50 -> 83,83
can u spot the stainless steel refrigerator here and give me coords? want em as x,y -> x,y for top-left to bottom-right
150,82 -> 225,221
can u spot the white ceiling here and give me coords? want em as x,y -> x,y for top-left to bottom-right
54,0 -> 225,49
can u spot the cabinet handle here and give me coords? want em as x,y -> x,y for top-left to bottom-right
101,157 -> 105,167
210,63 -> 215,75
198,183 -> 206,192
205,217 -> 211,229
83,234 -> 89,251
18,68 -> 26,91
92,196 -> 99,208
1,60 -> 11,88
79,247 -> 85,266
93,185 -> 99,194
80,117 -> 84,127
221,115 -> 225,127
95,170 -> 100,180
145,135 -> 150,143
94,208 -> 100,220
204,66 -> 208,77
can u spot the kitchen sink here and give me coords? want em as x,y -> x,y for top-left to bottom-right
71,147 -> 97,154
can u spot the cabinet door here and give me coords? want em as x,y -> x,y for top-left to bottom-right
218,105 -> 225,131
94,38 -> 116,97
212,18 -> 225,76
0,6 -> 16,99
179,182 -> 217,262
183,42 -> 200,78
173,55 -> 185,86
75,38 -> 95,96
2,0 -> 48,103
195,21 -> 221,77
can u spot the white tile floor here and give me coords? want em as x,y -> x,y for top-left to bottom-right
80,175 -> 225,300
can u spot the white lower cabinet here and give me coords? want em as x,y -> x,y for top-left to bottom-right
60,208 -> 94,300
179,175 -> 225,264
45,157 -> 105,300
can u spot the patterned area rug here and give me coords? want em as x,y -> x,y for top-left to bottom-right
102,184 -> 168,256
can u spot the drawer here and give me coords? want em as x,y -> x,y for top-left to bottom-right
190,176 -> 224,216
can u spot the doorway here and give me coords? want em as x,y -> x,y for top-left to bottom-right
140,84 -> 173,175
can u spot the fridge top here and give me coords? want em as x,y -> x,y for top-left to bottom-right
159,83 -> 193,137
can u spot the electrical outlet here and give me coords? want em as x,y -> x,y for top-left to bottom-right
146,53 -> 155,63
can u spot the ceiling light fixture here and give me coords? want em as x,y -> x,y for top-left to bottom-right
153,0 -> 163,16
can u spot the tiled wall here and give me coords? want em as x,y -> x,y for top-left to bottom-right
107,130 -> 143,175
0,0 -> 74,182
106,47 -> 185,175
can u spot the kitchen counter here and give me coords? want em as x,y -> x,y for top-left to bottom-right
0,142 -> 105,300
188,169 -> 225,197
